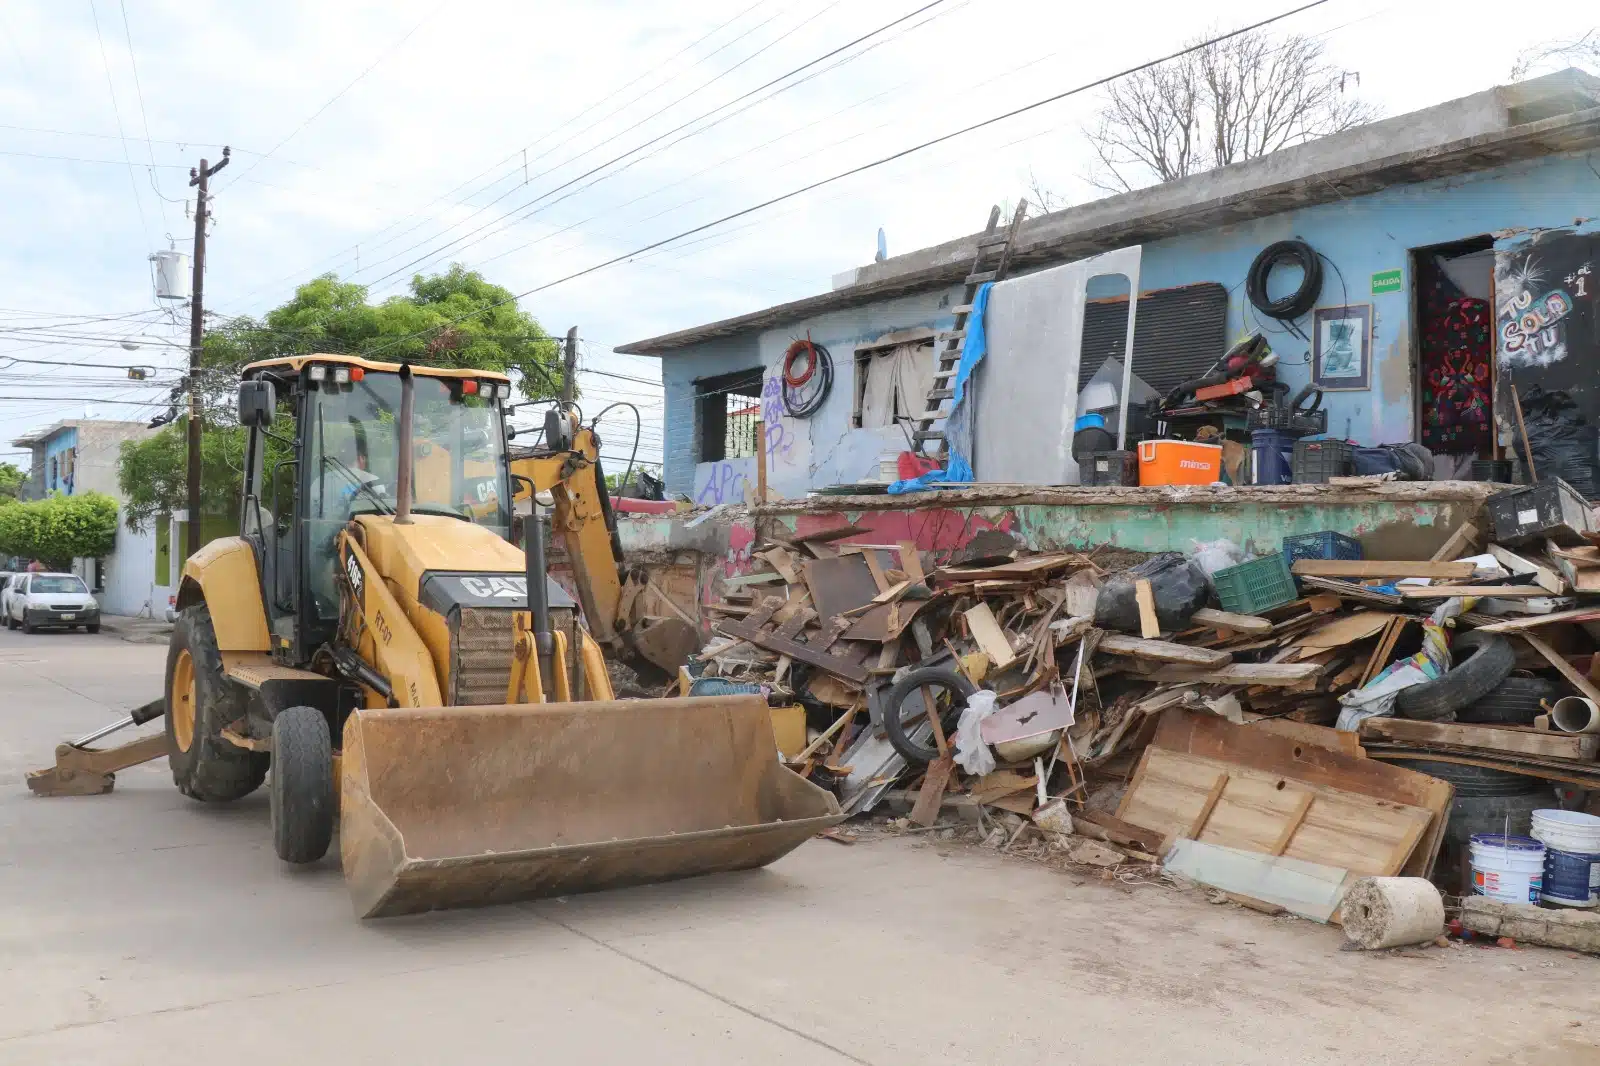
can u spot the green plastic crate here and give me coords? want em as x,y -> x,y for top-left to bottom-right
1212,552 -> 1297,615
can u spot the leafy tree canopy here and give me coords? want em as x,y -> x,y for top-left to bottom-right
0,461 -> 21,502
0,492 -> 118,570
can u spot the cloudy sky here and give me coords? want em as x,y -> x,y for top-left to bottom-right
0,0 -> 1576,471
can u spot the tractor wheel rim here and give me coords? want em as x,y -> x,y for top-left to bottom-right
172,649 -> 196,753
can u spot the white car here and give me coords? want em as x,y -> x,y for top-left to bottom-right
4,572 -> 101,634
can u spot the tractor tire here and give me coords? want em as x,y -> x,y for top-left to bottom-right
881,667 -> 976,765
270,706 -> 334,864
1395,630 -> 1515,722
165,605 -> 268,802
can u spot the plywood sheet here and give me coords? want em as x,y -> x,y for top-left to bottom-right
1119,748 -> 1432,878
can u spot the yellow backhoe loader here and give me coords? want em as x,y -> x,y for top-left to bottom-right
27,354 -> 840,918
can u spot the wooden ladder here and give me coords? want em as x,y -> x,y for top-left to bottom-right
910,199 -> 1029,456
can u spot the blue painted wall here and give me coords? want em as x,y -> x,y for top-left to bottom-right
658,149 -> 1600,496
42,426 -> 77,494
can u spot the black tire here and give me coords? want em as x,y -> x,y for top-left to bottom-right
1395,630 -> 1515,721
21,618 -> 34,634
270,706 -> 334,864
881,667 -> 976,765
165,605 -> 268,802
86,623 -> 100,634
1391,758 -> 1553,798
1457,675 -> 1556,725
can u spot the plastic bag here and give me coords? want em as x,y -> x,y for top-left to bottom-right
1095,552 -> 1209,634
954,690 -> 998,776
1335,599 -> 1461,730
1513,387 -> 1600,497
1189,538 -> 1247,580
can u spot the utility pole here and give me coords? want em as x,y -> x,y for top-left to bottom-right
561,326 -> 578,405
185,147 -> 229,561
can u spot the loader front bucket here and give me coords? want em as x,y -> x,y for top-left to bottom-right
340,695 -> 843,918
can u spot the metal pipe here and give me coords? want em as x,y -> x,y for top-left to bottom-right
394,363 -> 415,525
511,475 -> 555,683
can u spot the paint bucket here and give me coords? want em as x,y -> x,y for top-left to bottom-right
1550,696 -> 1600,734
1249,429 -> 1294,486
1468,833 -> 1545,904
1531,810 -> 1600,907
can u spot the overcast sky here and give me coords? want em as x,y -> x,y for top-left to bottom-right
0,0 -> 1576,471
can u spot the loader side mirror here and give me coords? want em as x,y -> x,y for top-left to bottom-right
238,380 -> 276,428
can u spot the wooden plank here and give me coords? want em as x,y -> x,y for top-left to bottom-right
1269,791 -> 1315,855
1364,747 -> 1600,789
1522,633 -> 1600,705
909,754 -> 955,827
755,547 -> 800,585
1398,584 -> 1548,599
1475,607 -> 1600,633
1141,709 -> 1455,881
1186,772 -> 1230,839
1359,716 -> 1600,760
963,602 -> 1016,669
1072,808 -> 1166,853
897,540 -> 925,585
1296,575 -> 1404,606
1097,633 -> 1232,667
1295,611 -> 1397,650
1135,579 -> 1160,639
1291,559 -> 1477,579
861,549 -> 891,594
1190,608 -> 1271,635
719,617 -> 870,683
1487,543 -> 1566,594
971,770 -> 1037,805
794,525 -> 860,545
1150,662 -> 1322,687
1429,521 -> 1480,562
1248,718 -> 1367,758
1359,617 -> 1404,687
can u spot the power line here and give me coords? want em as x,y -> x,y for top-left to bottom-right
363,0 -> 948,288
367,0 -> 1331,359
86,0 -> 151,246
116,0 -> 169,232
220,2 -> 442,190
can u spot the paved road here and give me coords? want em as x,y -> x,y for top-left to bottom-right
2,625 -> 1598,1065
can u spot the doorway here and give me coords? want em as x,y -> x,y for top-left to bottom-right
1411,236 -> 1495,480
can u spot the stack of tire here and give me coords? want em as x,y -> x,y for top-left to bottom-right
1392,629 -> 1557,892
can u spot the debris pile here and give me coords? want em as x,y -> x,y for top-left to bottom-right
685,485 -> 1600,924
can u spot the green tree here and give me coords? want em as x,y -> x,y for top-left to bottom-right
0,461 -> 22,501
124,264 -> 559,533
0,492 -> 118,570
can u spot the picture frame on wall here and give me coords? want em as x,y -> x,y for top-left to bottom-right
1312,304 -> 1372,391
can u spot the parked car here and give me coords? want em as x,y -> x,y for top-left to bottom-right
4,572 -> 101,634
0,572 -> 15,621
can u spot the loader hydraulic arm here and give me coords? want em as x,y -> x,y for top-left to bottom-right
513,423 -> 625,645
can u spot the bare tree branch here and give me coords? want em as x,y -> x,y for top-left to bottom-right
1077,28 -> 1376,193
1511,29 -> 1600,81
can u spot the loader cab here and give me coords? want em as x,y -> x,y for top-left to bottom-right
237,357 -> 515,664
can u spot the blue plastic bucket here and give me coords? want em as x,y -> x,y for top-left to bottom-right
1250,429 -> 1294,486
1542,848 -> 1600,907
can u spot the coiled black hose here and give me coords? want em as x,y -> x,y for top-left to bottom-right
1246,239 -> 1323,322
782,341 -> 832,418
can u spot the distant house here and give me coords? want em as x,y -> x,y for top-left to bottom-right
10,419 -> 165,617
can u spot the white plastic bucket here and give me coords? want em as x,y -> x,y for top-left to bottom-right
1531,810 -> 1600,906
1469,833 -> 1545,904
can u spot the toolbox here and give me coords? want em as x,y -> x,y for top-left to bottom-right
1081,450 -> 1138,487
1486,478 -> 1594,546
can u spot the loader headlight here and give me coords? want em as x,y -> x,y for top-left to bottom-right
308,365 -> 327,382
333,366 -> 351,385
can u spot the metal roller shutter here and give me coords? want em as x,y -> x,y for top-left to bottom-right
1076,282 -> 1230,396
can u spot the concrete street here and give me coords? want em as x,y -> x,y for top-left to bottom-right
2,626 -> 1598,1066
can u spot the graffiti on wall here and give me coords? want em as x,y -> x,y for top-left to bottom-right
1498,247 -> 1593,370
761,372 -> 797,466
692,457 -> 756,506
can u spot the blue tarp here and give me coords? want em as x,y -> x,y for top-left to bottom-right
887,282 -> 990,494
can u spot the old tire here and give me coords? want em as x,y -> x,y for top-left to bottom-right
1457,675 -> 1555,726
270,706 -> 334,864
165,604 -> 268,801
86,623 -> 100,634
881,667 -> 976,765
1391,757 -> 1552,798
1395,630 -> 1515,722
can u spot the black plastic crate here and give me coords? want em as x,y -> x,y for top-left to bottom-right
1486,477 -> 1594,546
1292,439 -> 1355,484
1282,531 -> 1363,564
1247,405 -> 1328,436
1081,450 -> 1138,486
1471,459 -> 1513,483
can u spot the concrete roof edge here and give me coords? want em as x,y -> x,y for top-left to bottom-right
616,74 -> 1600,357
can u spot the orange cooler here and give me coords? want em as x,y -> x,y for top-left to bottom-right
1138,440 -> 1222,486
